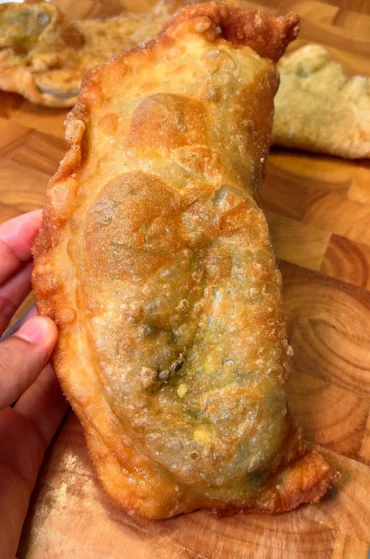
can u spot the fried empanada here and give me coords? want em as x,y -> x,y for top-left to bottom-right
33,2 -> 338,519
272,44 -> 370,159
0,1 -> 174,107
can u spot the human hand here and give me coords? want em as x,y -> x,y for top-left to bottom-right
0,211 -> 68,559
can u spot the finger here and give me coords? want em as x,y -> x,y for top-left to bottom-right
0,209 -> 42,287
0,304 -> 36,342
16,363 -> 68,451
0,316 -> 58,409
0,261 -> 33,335
0,366 -> 67,559
0,406 -> 38,559
0,365 -> 68,489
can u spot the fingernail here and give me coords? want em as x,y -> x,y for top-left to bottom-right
15,316 -> 50,345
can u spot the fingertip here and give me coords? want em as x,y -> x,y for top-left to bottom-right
0,317 -> 58,409
0,209 -> 43,237
14,315 -> 58,347
0,210 -> 43,261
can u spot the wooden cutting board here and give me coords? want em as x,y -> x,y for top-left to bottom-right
1,0 -> 369,557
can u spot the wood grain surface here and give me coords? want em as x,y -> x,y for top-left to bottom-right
1,0 -> 369,557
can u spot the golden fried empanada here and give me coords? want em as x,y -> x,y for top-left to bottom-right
33,3 -> 338,519
272,44 -> 370,159
0,1 -> 174,107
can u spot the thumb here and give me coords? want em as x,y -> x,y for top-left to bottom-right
0,316 -> 58,409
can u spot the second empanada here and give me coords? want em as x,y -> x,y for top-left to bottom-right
273,44 -> 370,159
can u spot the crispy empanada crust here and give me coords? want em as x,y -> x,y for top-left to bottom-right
272,44 -> 370,159
33,2 -> 338,519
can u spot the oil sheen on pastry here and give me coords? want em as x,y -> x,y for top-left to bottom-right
272,44 -> 370,159
32,3 -> 339,519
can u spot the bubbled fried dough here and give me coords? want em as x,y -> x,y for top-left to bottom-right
32,2 -> 338,519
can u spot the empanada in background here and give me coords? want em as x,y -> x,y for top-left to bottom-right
272,44 -> 370,159
0,1 -> 175,107
33,2 -> 339,519
2,3 -> 369,161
